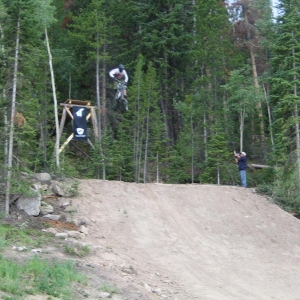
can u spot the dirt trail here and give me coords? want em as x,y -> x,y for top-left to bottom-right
71,180 -> 300,300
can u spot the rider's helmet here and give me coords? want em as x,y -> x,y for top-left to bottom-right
118,64 -> 125,72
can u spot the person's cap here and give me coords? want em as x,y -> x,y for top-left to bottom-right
241,152 -> 246,156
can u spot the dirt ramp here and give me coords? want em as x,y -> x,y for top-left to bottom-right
73,180 -> 300,300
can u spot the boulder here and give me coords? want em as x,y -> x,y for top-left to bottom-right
55,232 -> 68,239
40,204 -> 54,215
79,225 -> 89,235
43,214 -> 61,221
51,183 -> 64,196
16,192 -> 41,216
67,231 -> 85,239
34,173 -> 52,182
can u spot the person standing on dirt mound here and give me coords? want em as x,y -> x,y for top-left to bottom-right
234,150 -> 247,188
109,64 -> 129,97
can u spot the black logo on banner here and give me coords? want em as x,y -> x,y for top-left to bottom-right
73,107 -> 88,140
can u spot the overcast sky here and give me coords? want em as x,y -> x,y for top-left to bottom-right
271,0 -> 280,17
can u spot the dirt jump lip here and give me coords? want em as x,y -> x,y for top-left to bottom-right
73,180 -> 300,300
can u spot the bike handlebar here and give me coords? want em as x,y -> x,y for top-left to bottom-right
115,78 -> 127,85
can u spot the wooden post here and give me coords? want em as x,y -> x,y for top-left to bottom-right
91,107 -> 99,138
59,133 -> 74,153
59,108 -> 67,139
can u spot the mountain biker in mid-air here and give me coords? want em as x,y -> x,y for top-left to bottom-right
109,64 -> 129,98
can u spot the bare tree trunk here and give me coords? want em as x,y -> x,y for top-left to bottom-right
292,44 -> 300,184
244,8 -> 265,152
102,43 -> 107,131
45,28 -> 60,167
203,110 -> 208,159
250,46 -> 265,146
156,152 -> 159,183
163,50 -> 172,144
5,16 -> 20,216
191,116 -> 194,183
240,107 -> 245,151
133,70 -> 143,182
137,140 -> 143,182
1,24 -> 7,167
39,67 -> 49,172
262,83 -> 274,147
96,43 -> 101,140
294,101 -> 300,183
223,89 -> 229,137
137,114 -> 145,183
4,110 -> 8,164
68,72 -> 72,98
95,43 -> 106,180
143,103 -> 150,183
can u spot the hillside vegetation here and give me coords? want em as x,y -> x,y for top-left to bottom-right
1,2 -> 300,222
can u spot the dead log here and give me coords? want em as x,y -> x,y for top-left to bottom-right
249,163 -> 271,169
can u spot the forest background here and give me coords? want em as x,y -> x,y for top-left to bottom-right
1,0 -> 300,215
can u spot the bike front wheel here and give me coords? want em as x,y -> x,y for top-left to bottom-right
122,98 -> 128,111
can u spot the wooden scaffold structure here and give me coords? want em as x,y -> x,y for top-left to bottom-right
58,99 -> 98,153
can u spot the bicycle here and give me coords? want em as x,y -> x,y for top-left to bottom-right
113,79 -> 128,112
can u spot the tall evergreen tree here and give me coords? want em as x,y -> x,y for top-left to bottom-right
270,0 -> 300,209
68,0 -> 106,135
129,57 -> 165,182
132,0 -> 194,144
141,62 -> 165,183
223,68 -> 259,151
200,123 -> 232,185
175,96 -> 200,183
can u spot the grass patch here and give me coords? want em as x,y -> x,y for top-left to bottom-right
100,283 -> 118,295
0,223 -> 53,249
64,244 -> 90,257
0,223 -> 86,299
0,256 -> 86,299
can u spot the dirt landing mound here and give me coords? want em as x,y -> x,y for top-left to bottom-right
72,180 -> 300,300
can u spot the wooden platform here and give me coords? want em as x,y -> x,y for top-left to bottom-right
59,99 -> 98,153
61,99 -> 92,107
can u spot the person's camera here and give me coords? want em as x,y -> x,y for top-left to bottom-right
233,151 -> 240,159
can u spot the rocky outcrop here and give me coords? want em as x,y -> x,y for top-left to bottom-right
9,173 -> 90,241
10,173 -> 78,218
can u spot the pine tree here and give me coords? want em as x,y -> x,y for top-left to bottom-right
68,0 -> 107,136
142,62 -> 165,183
128,56 -> 166,182
132,0 -> 195,144
192,0 -> 237,160
175,96 -> 199,184
224,68 -> 260,152
200,123 -> 232,185
270,0 -> 300,209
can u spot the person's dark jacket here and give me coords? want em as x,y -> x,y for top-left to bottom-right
238,156 -> 247,171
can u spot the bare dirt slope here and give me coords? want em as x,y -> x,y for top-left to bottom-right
71,180 -> 300,300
